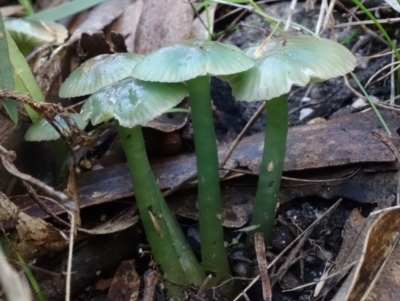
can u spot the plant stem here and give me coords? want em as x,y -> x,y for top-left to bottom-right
250,95 -> 288,245
115,122 -> 204,298
186,76 -> 230,284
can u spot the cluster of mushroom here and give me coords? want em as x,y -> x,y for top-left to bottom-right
27,34 -> 355,299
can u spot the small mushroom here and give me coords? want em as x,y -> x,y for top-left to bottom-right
223,35 -> 356,244
77,77 -> 205,298
24,113 -> 87,141
132,39 -> 254,282
4,17 -> 68,55
59,53 -> 144,97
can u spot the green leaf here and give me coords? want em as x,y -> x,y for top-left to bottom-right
26,0 -> 108,21
7,32 -> 44,123
18,0 -> 35,15
0,12 -> 18,123
16,252 -> 45,301
2,98 -> 19,124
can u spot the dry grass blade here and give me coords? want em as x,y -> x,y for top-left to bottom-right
0,248 -> 31,301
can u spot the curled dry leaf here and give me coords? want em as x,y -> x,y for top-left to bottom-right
0,192 -> 67,260
331,206 -> 400,301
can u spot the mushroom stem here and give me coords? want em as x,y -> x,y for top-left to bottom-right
115,122 -> 205,296
250,94 -> 288,245
186,76 -> 230,283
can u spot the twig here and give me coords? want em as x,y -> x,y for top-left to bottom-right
65,213 -> 75,301
315,0 -> 326,35
390,40 -> 396,105
322,0 -> 337,33
284,0 -> 297,32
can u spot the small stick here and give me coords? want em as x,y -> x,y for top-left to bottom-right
390,40 -> 397,105
65,166 -> 81,226
284,0 -> 297,32
255,233 -> 272,301
65,213 -> 75,301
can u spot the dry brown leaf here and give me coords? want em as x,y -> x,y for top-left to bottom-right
106,0 -> 144,53
134,0 -> 194,54
0,5 -> 24,17
0,191 -> 66,260
331,206 -> 400,301
107,260 -> 140,301
69,0 -> 133,43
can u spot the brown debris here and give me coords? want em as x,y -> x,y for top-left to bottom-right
134,0 -> 193,54
0,191 -> 67,259
143,270 -> 159,301
255,233 -> 272,301
107,260 -> 140,301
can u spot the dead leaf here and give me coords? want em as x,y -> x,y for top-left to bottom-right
0,5 -> 24,17
0,191 -> 66,260
107,260 -> 140,301
134,0 -> 193,54
106,0 -> 144,53
331,206 -> 400,301
69,0 -> 133,43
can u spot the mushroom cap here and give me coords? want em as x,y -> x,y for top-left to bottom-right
59,53 -> 144,98
131,39 -> 255,82
81,77 -> 188,128
221,35 -> 357,101
5,17 -> 68,47
25,113 -> 87,141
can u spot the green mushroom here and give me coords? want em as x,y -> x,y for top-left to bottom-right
131,39 -> 255,283
59,53 -> 144,97
222,34 -> 357,245
24,113 -> 88,182
24,113 -> 87,141
66,77 -> 205,299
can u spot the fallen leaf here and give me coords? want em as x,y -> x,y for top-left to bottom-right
107,260 -> 140,301
134,0 -> 193,54
0,191 -> 66,260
